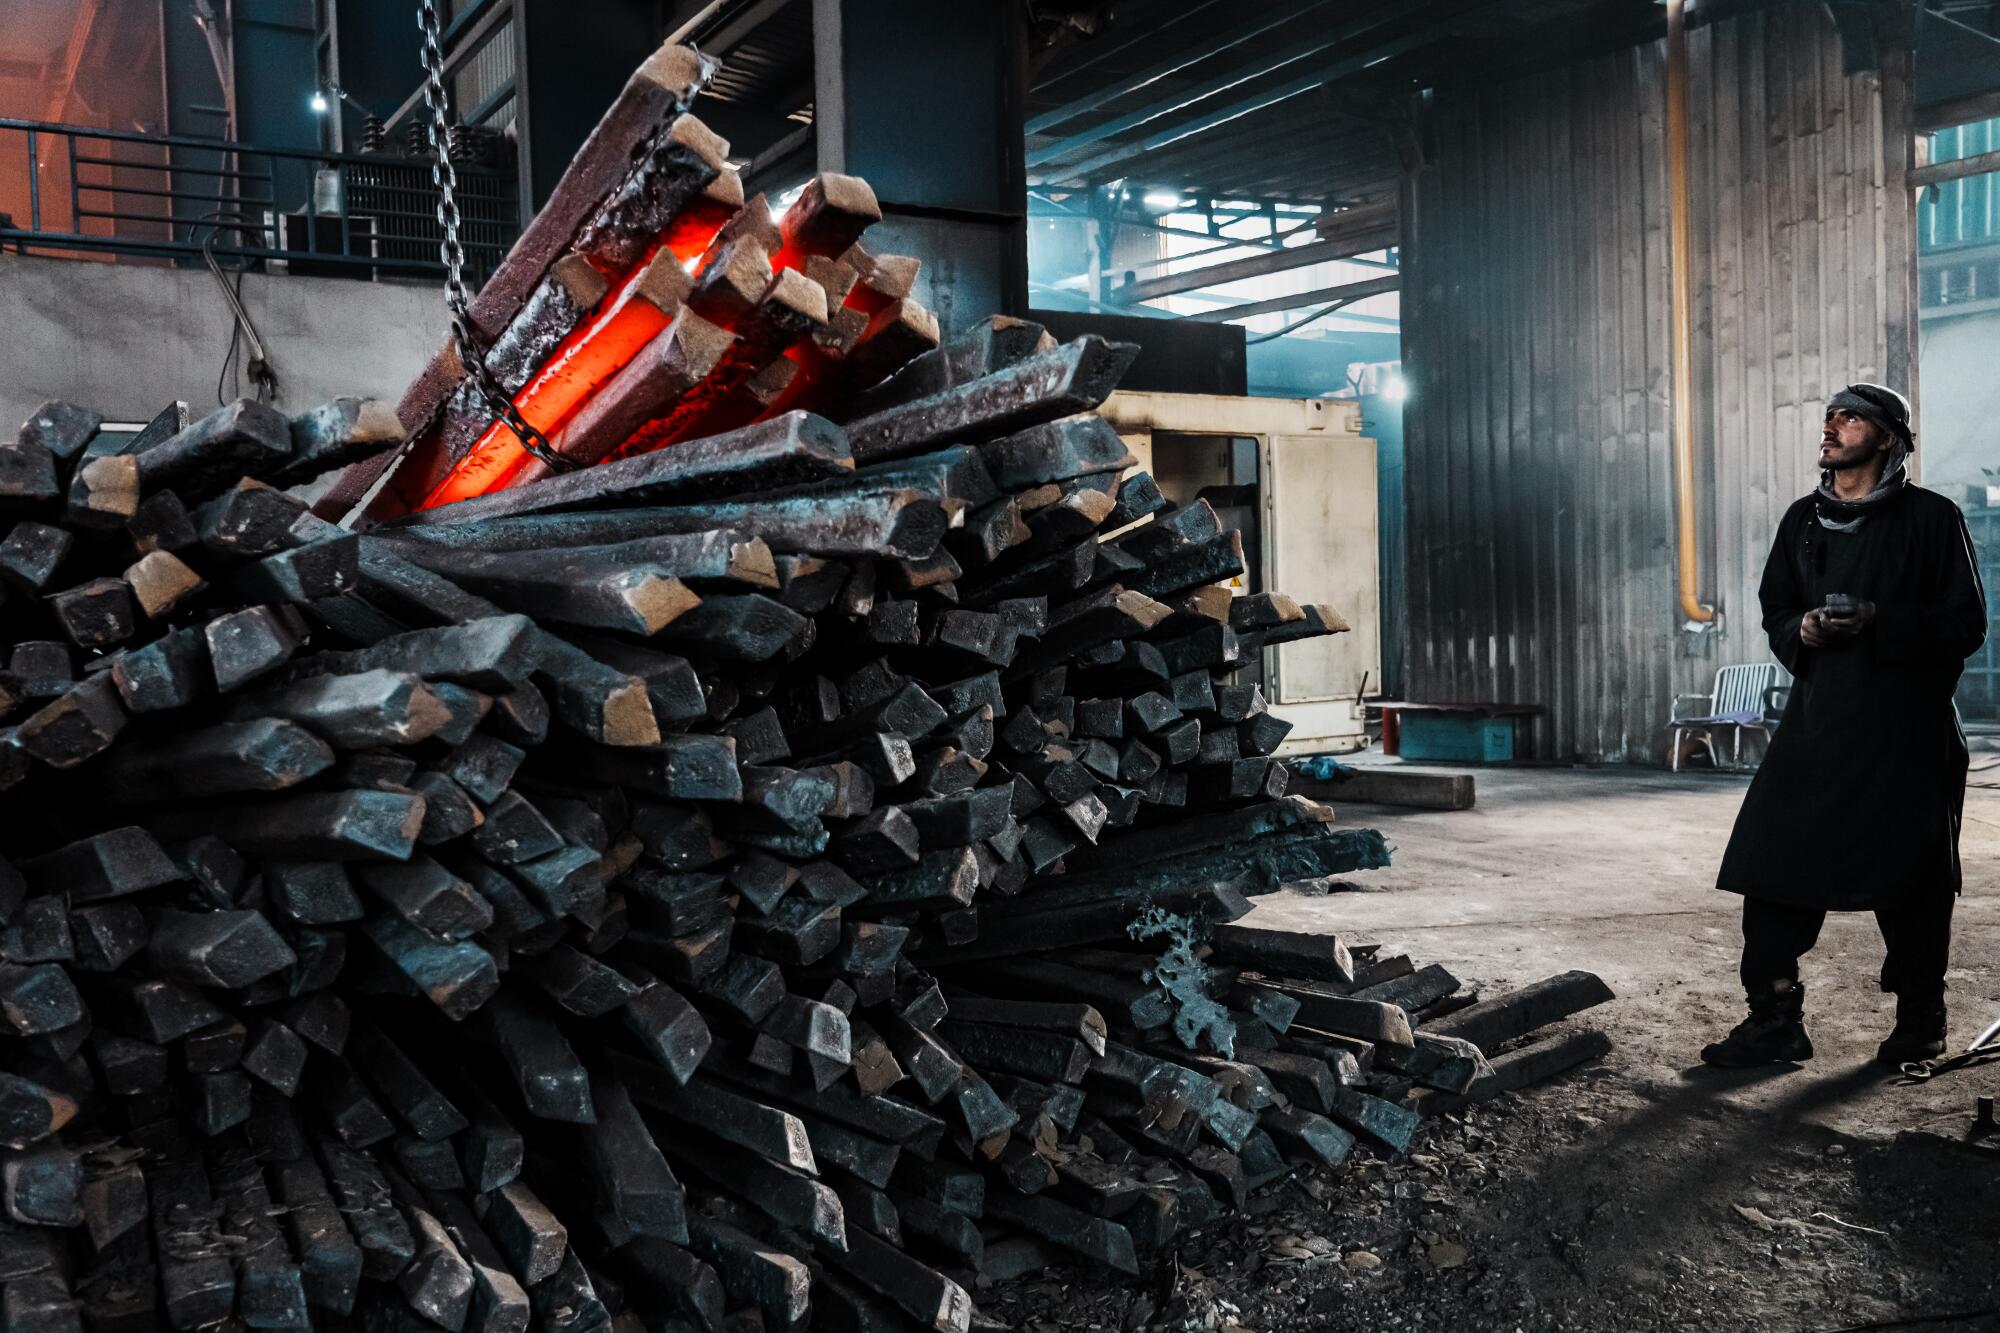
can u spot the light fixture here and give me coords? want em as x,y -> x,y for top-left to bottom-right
312,81 -> 372,117
1143,190 -> 1186,211
1382,373 -> 1408,403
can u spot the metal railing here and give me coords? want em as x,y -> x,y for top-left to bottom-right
0,117 -> 517,284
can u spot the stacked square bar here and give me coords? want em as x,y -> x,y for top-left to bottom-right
0,37 -> 1612,1333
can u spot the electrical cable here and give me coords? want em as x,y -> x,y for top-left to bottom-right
216,265 -> 242,407
195,209 -> 278,406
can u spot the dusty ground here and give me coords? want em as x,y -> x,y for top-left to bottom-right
983,764 -> 2000,1333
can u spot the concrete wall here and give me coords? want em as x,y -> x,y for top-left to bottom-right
0,253 -> 444,434
1918,308 -> 2000,498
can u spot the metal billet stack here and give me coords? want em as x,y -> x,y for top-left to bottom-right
0,37 -> 1614,1333
0,370 -> 1615,1333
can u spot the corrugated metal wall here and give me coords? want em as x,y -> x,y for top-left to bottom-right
1400,0 -> 1916,763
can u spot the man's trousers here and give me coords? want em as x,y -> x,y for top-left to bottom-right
1738,894 -> 1955,996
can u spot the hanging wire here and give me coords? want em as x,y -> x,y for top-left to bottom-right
195,209 -> 278,406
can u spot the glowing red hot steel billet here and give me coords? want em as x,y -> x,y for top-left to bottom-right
418,245 -> 697,509
417,171 -> 885,509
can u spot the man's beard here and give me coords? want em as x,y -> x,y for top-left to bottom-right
1820,446 -> 1878,470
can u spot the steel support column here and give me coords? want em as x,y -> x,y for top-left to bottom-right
516,0 -> 659,211
813,0 -> 1028,336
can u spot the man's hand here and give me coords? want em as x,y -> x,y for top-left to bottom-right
1802,601 -> 1876,647
1822,599 -> 1877,638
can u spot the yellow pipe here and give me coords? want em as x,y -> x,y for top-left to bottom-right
1666,0 -> 1714,623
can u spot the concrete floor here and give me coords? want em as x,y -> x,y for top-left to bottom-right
1246,762 -> 2000,1141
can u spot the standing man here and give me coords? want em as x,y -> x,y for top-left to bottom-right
1704,384 -> 1986,1069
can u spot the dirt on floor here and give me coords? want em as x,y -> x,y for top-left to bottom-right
985,1047 -> 2000,1333
981,764 -> 2000,1333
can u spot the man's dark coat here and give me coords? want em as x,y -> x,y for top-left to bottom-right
1717,485 -> 1987,910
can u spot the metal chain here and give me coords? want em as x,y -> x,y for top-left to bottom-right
418,0 -> 575,473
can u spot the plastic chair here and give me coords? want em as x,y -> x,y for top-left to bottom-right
1669,663 -> 1789,772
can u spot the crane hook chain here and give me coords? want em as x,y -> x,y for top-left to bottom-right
418,0 -> 575,474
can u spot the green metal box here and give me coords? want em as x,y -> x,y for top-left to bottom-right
1397,713 -> 1515,764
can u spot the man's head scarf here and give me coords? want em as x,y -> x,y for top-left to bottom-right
1817,383 -> 1913,532
1826,383 -> 1914,450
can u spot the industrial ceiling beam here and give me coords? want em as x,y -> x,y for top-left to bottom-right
1026,29 -> 1350,169
1920,237 -> 2000,270
1036,184 -> 1329,210
1030,0 -> 1227,96
1025,0 -> 1332,137
744,122 -> 811,194
1185,272 -> 1399,322
41,0 -> 104,123
1121,112 -> 1396,199
1112,227 -> 1398,303
663,0 -> 728,43
381,0 -> 517,135
696,103 -> 809,158
701,0 -> 800,56
1909,147 -> 2000,188
1168,282 -> 1408,326
1032,0 -> 1488,182
1025,0 -> 1458,174
1917,88 -> 2000,132
1110,201 -> 1396,303
1031,208 -> 1301,255
1042,39 -> 1441,184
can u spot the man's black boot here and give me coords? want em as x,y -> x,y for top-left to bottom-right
1700,981 -> 1813,1067
1876,992 -> 1947,1067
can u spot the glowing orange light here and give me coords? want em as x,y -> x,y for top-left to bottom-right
666,228 -> 715,266
418,246 -> 693,509
411,180 -> 877,507
746,344 -> 825,426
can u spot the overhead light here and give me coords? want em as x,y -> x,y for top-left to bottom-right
314,82 -> 373,117
1143,190 -> 1185,211
1382,373 -> 1408,403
